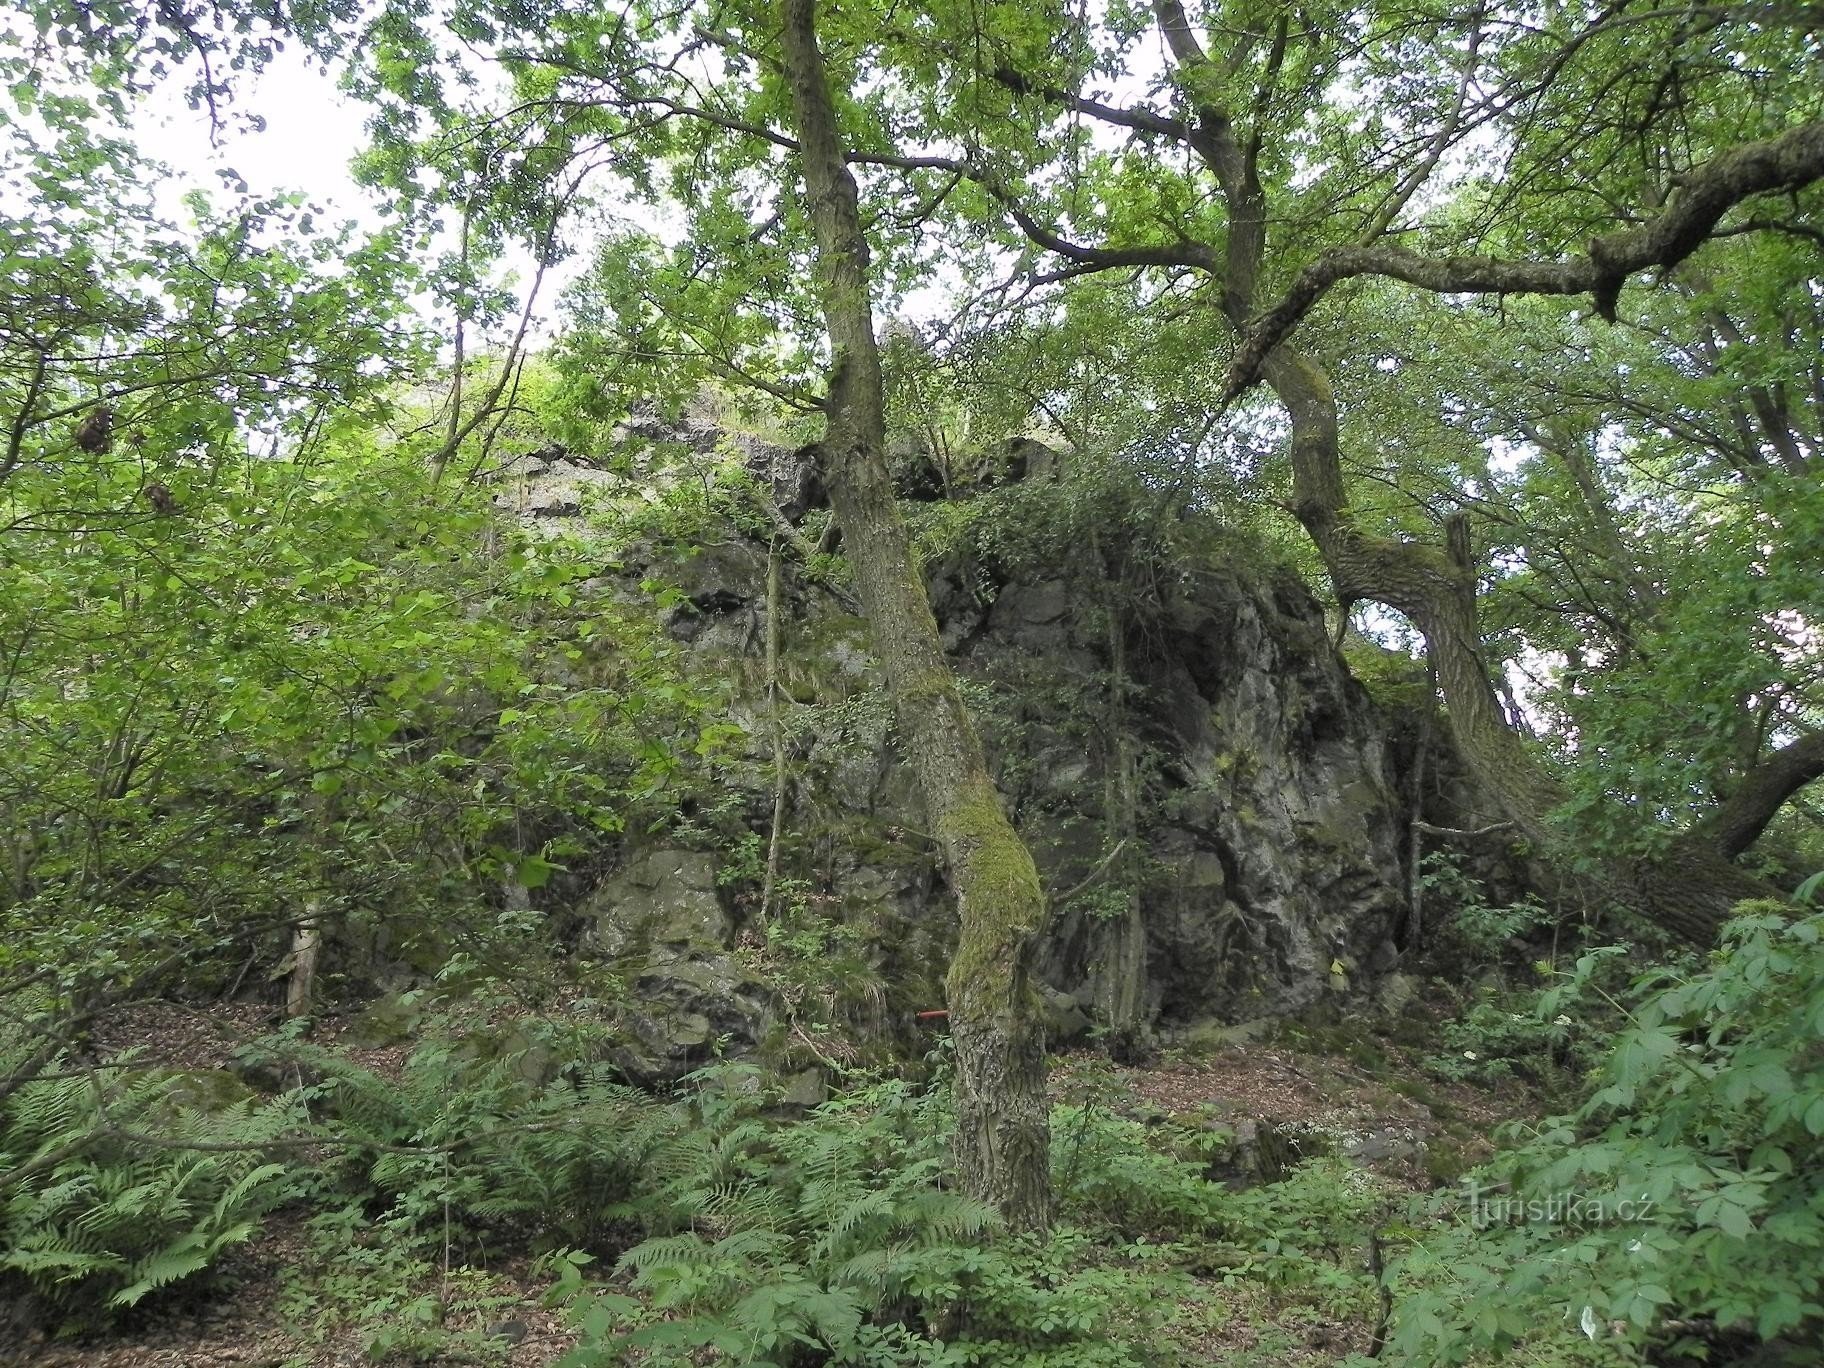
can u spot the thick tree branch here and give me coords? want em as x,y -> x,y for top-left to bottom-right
2,350 -> 48,484
1225,119 -> 1824,400
987,63 -> 1192,142
1701,731 -> 1824,860
996,197 -> 1222,273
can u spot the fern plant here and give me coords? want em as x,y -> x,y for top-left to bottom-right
244,1021 -> 685,1249
0,1054 -> 300,1320
555,1066 -> 1185,1367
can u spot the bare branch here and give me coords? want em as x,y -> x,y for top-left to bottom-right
986,63 -> 1192,143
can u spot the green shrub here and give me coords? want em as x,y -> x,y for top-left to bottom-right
1219,1155 -> 1388,1301
1052,1102 -> 1227,1238
0,1056 -> 299,1321
1425,997 -> 1583,1085
244,1017 -> 682,1250
1420,851 -> 1551,962
1385,905 -> 1824,1365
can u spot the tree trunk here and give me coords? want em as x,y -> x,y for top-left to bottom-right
760,536 -> 788,922
981,7 -> 1816,945
1268,336 -> 1794,942
1148,5 -> 1806,944
777,0 -> 1051,1231
286,903 -> 322,1019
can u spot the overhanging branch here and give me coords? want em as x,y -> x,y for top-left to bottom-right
1702,730 -> 1824,860
1224,119 -> 1824,401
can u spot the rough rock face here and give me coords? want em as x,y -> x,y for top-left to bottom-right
930,548 -> 1408,1027
577,852 -> 777,1084
505,422 -> 1412,1070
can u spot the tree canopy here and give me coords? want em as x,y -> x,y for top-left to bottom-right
291,0 -> 1824,934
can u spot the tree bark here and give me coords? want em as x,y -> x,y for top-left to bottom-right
1700,731 -> 1824,861
760,536 -> 788,922
777,0 -> 1051,1231
286,903 -> 322,1019
1224,119 -> 1824,398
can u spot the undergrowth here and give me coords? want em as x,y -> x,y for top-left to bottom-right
6,905 -> 1819,1368
0,1048 -> 301,1320
550,1063 -> 1211,1367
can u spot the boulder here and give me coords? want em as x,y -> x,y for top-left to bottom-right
742,437 -> 827,521
611,951 -> 776,1086
580,850 -> 731,958
578,850 -> 775,1084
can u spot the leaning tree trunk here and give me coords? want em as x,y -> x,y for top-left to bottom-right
777,0 -> 1051,1231
1142,1 -> 1813,945
1266,341 -> 1809,944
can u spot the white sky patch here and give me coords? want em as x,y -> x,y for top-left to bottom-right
132,51 -> 374,228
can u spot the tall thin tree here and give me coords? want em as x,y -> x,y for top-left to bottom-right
775,0 -> 1052,1229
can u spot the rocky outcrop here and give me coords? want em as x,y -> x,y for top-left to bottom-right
577,851 -> 777,1085
931,549 -> 1408,1026
505,420 -> 1413,1071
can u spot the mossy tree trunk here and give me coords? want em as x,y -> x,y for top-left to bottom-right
777,0 -> 1051,1231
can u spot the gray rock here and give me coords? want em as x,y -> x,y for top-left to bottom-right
611,952 -> 775,1085
742,436 -> 826,520
991,579 -> 1070,629
454,1024 -> 559,1088
1041,985 -> 1092,1045
344,992 -> 423,1046
487,1320 -> 529,1345
1204,1118 -> 1327,1187
978,436 -> 1060,485
580,849 -> 731,958
1342,1125 -> 1428,1167
499,413 -> 1414,1051
1375,971 -> 1421,1017
777,1067 -> 828,1108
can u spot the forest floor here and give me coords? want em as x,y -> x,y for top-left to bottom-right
1047,1031 -> 1546,1366
7,1001 -> 1549,1368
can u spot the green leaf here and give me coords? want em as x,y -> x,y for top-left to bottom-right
516,854 -> 558,889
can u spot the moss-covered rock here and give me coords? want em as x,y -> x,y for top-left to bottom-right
578,849 -> 731,958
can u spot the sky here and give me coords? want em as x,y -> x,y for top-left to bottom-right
128,50 -> 586,352
118,24 -> 1130,344
135,52 -> 373,230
